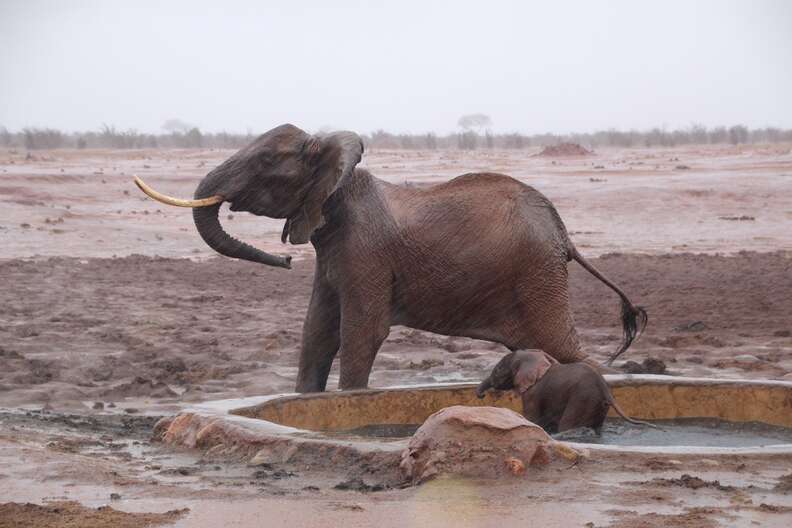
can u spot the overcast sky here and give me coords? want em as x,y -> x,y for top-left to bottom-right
1,0 -> 790,135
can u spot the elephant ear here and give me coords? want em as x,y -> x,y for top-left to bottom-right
513,352 -> 554,394
287,131 -> 364,244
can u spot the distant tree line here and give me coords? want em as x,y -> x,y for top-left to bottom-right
1,124 -> 791,151
362,125 -> 792,150
0,124 -> 258,150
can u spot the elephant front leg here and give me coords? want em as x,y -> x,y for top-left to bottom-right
337,288 -> 391,390
295,281 -> 340,393
520,393 -> 542,424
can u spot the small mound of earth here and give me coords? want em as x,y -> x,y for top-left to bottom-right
535,143 -> 593,157
621,357 -> 667,375
604,508 -> 720,528
673,320 -> 708,332
0,501 -> 188,528
652,473 -> 734,491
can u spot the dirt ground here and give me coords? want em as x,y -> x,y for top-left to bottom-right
1,145 -> 791,526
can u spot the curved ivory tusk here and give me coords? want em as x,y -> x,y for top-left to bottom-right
133,176 -> 224,208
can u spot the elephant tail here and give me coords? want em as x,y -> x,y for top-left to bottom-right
569,246 -> 648,365
610,400 -> 660,429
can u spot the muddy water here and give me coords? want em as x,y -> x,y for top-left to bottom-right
559,418 -> 792,447
336,423 -> 422,439
336,419 -> 792,447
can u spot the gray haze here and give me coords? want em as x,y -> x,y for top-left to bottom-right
1,0 -> 790,135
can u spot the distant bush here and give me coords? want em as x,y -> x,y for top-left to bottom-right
728,125 -> 749,145
23,128 -> 64,149
457,131 -> 477,150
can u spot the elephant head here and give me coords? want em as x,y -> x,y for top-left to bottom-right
134,124 -> 364,268
476,350 -> 557,397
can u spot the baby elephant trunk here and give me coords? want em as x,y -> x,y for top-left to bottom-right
475,378 -> 492,399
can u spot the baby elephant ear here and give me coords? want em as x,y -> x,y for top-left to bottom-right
514,354 -> 553,393
287,131 -> 364,244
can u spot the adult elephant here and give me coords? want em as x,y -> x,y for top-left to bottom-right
135,124 -> 646,393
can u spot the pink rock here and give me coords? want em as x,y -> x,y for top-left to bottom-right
400,405 -> 579,482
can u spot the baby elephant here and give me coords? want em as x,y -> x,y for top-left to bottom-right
476,350 -> 655,434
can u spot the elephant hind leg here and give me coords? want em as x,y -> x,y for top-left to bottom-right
509,269 -> 587,364
557,396 -> 609,433
509,321 -> 586,364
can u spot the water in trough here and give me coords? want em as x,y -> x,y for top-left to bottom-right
335,418 -> 792,448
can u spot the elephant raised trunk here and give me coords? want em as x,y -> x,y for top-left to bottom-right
191,167 -> 291,268
133,174 -> 291,269
475,378 -> 492,398
192,202 -> 292,269
134,126 -> 363,271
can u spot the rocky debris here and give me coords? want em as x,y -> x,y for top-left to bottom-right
0,346 -> 23,359
14,358 -> 59,385
149,357 -> 188,380
0,501 -> 189,528
158,466 -> 198,477
673,321 -> 707,332
535,143 -> 593,157
652,473 -> 735,491
658,334 -> 725,349
644,458 -> 682,471
719,215 -> 755,221
333,478 -> 387,492
758,503 -> 792,513
399,406 -> 581,483
775,472 -> 792,493
331,502 -> 365,512
733,354 -> 762,364
711,353 -> 774,371
254,468 -> 295,480
621,357 -> 667,375
407,358 -> 444,370
601,508 -> 720,528
100,377 -> 177,399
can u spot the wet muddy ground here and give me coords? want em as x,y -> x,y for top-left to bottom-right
1,145 -> 791,526
1,251 -> 790,411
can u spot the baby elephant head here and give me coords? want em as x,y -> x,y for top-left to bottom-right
476,350 -> 556,398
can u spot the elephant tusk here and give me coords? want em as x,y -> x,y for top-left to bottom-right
133,176 -> 224,208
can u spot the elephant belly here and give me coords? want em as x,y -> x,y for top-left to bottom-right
389,263 -> 546,345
